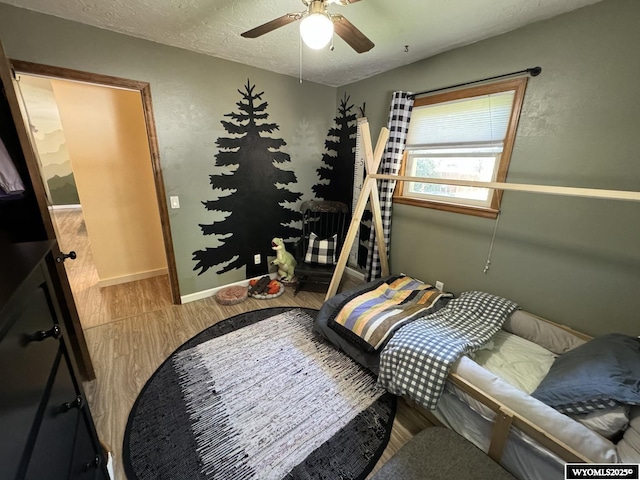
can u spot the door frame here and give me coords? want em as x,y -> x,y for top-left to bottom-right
12,60 -> 181,305
0,43 -> 93,379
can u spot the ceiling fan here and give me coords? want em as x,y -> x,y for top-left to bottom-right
241,0 -> 374,53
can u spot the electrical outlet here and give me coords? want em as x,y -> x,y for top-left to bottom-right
254,254 -> 261,265
435,281 -> 444,291
170,196 -> 180,209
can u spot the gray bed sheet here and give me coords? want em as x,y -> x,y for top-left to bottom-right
313,278 -> 390,375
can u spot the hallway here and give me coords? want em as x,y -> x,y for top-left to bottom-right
52,208 -> 172,330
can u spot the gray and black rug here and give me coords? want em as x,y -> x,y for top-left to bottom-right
124,307 -> 396,480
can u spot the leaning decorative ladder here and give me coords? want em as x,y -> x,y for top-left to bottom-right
325,120 -> 640,465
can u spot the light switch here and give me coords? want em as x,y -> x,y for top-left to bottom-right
170,196 -> 180,209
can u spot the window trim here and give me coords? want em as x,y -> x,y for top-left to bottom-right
393,77 -> 529,219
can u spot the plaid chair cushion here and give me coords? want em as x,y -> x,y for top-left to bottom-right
305,232 -> 337,265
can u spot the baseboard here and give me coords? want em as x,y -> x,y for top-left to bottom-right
181,272 -> 278,304
51,204 -> 82,210
345,266 -> 365,282
182,267 -> 364,304
97,268 -> 168,288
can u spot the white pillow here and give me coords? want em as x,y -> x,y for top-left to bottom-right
618,407 -> 640,463
570,406 -> 630,440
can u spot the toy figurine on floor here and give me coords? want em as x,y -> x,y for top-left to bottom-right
270,237 -> 296,282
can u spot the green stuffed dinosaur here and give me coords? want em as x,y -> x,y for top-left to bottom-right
271,237 -> 297,282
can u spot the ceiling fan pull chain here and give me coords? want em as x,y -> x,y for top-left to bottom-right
299,33 -> 303,84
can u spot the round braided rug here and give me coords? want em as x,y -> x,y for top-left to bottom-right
123,307 -> 396,480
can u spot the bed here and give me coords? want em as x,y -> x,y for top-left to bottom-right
313,275 -> 640,480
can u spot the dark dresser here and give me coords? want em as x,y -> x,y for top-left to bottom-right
0,241 -> 107,480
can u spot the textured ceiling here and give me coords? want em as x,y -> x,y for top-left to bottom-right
1,0 -> 602,87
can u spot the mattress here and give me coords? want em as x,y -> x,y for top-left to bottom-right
313,287 -> 623,480
471,329 -> 557,394
433,330 -> 565,479
433,351 -> 621,479
433,386 -> 565,480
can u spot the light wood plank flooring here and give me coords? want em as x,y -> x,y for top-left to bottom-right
52,208 -> 173,329
53,208 -> 433,480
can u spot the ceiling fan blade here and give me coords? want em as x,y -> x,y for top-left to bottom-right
329,0 -> 363,5
241,13 -> 301,39
332,15 -> 374,53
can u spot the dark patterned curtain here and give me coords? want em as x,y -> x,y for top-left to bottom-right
365,91 -> 414,281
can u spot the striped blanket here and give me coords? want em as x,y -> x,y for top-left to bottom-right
328,276 -> 453,352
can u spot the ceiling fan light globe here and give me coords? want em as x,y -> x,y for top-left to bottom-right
300,13 -> 334,50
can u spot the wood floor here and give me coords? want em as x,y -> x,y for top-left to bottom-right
52,208 -> 433,480
53,208 -> 173,329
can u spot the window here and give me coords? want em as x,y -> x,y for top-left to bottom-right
394,78 -> 528,218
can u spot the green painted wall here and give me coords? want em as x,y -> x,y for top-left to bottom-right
338,0 -> 640,337
2,1 -> 638,335
0,4 -> 337,296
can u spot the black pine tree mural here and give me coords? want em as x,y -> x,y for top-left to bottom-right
193,80 -> 302,277
312,93 -> 357,205
312,93 -> 372,268
358,199 -> 373,268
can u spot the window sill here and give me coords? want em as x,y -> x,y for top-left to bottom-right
393,196 -> 499,219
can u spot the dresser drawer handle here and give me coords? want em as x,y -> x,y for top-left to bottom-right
28,324 -> 61,342
83,455 -> 101,471
62,395 -> 84,412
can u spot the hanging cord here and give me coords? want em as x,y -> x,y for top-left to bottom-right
483,211 -> 501,274
482,93 -> 499,274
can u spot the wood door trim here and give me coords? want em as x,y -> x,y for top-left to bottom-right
0,47 -> 95,379
11,60 -> 148,91
11,60 -> 182,305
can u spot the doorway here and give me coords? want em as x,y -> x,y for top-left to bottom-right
13,61 -> 180,329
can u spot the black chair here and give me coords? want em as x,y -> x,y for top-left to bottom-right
294,200 -> 350,295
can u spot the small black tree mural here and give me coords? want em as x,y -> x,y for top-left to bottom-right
312,93 -> 357,205
358,201 -> 373,268
312,93 -> 372,268
193,80 -> 302,277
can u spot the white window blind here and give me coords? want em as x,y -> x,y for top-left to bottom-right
395,77 -> 528,217
406,91 -> 516,147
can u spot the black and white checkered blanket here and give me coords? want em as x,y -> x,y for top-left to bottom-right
377,291 -> 519,410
